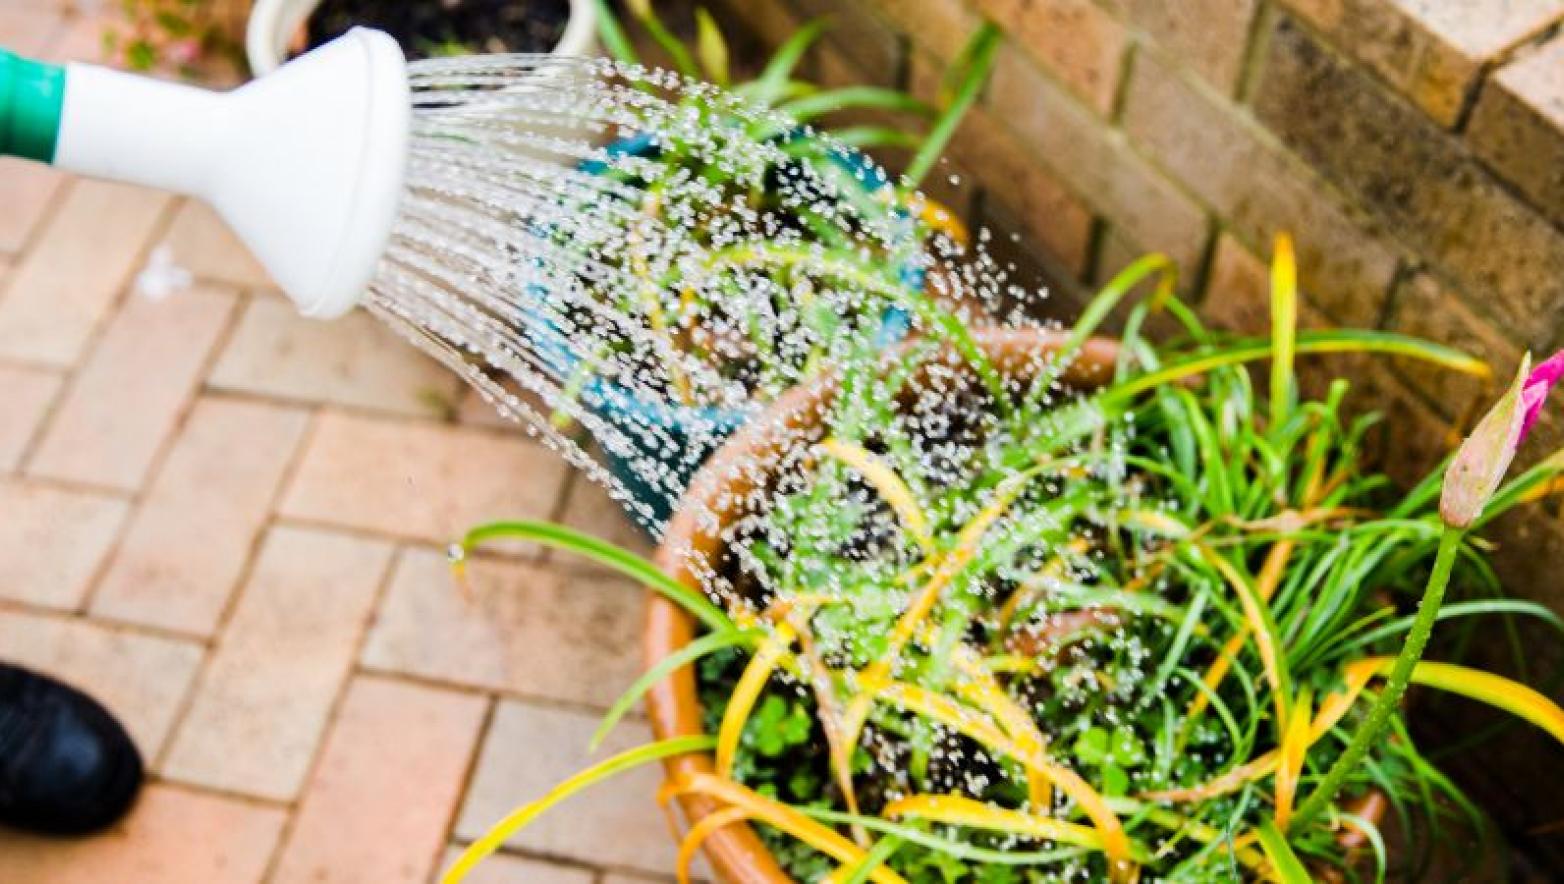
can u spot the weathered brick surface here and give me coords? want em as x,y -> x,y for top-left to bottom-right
28,286 -> 236,490
1109,0 -> 1259,93
438,848 -> 595,884
163,527 -> 390,801
1201,233 -> 1271,335
0,480 -> 127,610
0,161 -> 63,255
1282,0 -> 1564,126
1467,37 -> 1564,229
862,0 -> 980,62
281,410 -> 570,546
0,609 -> 203,758
457,701 -> 679,872
0,181 -> 171,366
210,296 -> 462,418
1385,272 -> 1522,421
362,548 -> 642,707
271,676 -> 487,884
791,0 -> 902,89
90,397 -> 309,635
159,200 -> 275,290
1125,49 -> 1400,328
0,785 -> 286,884
1254,16 -> 1564,347
974,0 -> 1129,114
0,364 -> 60,471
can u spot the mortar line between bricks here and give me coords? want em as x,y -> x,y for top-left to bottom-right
0,597 -> 213,648
1234,0 -> 1278,106
75,279 -> 247,616
443,836 -> 621,881
434,689 -> 500,878
3,174 -> 75,276
354,661 -> 653,722
14,190 -> 184,480
257,545 -> 404,884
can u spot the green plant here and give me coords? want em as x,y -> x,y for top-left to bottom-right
103,0 -> 245,77
446,237 -> 1564,882
574,0 -> 999,407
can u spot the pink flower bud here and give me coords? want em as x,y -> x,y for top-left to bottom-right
1442,351 -> 1564,528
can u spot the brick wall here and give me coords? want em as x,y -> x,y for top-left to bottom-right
699,0 -> 1564,869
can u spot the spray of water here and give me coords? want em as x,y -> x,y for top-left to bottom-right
365,53 -> 1059,535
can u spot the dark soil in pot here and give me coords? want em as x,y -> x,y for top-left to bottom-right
305,0 -> 571,58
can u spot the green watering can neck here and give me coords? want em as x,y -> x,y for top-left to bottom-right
0,46 -> 66,163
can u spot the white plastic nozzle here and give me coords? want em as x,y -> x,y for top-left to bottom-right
53,29 -> 410,318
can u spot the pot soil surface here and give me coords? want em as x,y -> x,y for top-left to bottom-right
305,0 -> 570,58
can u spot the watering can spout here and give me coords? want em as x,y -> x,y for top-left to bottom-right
0,28 -> 410,319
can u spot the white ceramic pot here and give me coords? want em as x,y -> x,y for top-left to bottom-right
245,0 -> 598,74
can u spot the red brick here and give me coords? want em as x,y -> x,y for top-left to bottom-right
271,676 -> 488,884
1107,0 -> 1259,93
90,397 -> 310,635
991,45 -> 1209,276
1254,17 -> 1564,346
456,700 -> 680,873
209,296 -> 463,418
28,286 -> 236,490
362,549 -> 641,706
0,609 -> 203,758
949,108 -> 1094,278
1201,233 -> 1272,335
0,180 -> 172,366
163,526 -> 391,800
974,0 -> 1129,114
0,364 -> 60,471
0,161 -> 65,255
862,0 -> 981,62
1282,0 -> 1564,126
281,410 -> 570,546
0,5 -> 61,53
792,0 -> 902,89
0,784 -> 285,884
1385,272 -> 1523,422
1467,36 -> 1564,229
0,480 -> 128,609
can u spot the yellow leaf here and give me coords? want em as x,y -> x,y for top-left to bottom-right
716,621 -> 797,778
819,438 -> 933,553
1273,687 -> 1314,830
1269,232 -> 1298,432
1365,657 -> 1564,744
678,806 -> 748,884
883,794 -> 1104,849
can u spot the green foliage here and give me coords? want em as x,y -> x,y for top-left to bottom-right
104,0 -> 243,77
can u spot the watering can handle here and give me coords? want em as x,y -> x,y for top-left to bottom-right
0,47 -> 65,163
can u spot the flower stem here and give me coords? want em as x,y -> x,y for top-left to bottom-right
1289,526 -> 1462,831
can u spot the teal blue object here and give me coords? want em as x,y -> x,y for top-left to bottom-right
574,134 -> 921,533
0,47 -> 66,163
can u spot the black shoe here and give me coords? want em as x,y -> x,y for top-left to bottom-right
0,663 -> 143,835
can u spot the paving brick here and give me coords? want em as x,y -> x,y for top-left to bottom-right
0,363 -> 61,471
362,548 -> 641,707
1201,233 -> 1272,335
1124,49 -> 1400,329
159,199 -> 275,290
0,609 -> 202,757
1385,272 -> 1523,422
1254,17 -> 1564,347
862,0 -> 981,62
948,107 -> 1094,279
163,526 -> 391,801
0,180 -> 172,366
1467,37 -> 1564,229
210,295 -> 462,418
557,471 -> 657,566
271,675 -> 487,884
90,397 -> 309,635
0,4 -> 61,53
974,0 -> 1129,114
437,848 -> 595,884
990,45 -> 1209,276
0,784 -> 285,884
456,700 -> 680,873
0,480 -> 128,609
1282,0 -> 1564,126
281,410 -> 570,545
28,286 -> 236,490
0,161 -> 65,256
1107,0 -> 1259,93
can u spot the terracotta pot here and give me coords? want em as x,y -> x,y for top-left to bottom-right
643,327 -> 1121,882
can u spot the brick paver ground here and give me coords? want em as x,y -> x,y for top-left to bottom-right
0,4 -> 679,881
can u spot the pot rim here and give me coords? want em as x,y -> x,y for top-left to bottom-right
245,0 -> 599,75
643,327 -> 1123,883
